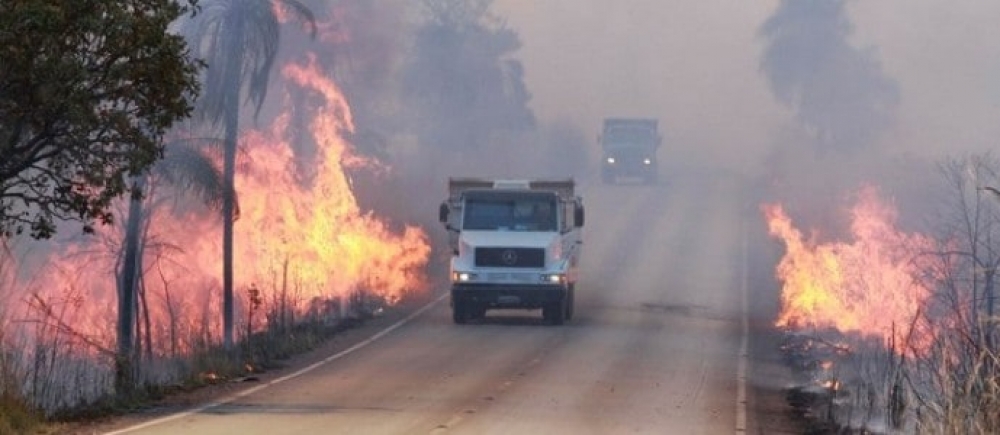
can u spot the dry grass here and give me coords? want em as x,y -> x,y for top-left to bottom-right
782,320 -> 1000,433
0,240 -> 376,427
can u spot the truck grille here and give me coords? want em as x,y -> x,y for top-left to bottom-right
475,247 -> 545,268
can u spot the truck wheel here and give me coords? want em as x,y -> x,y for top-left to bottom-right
453,300 -> 470,324
543,297 -> 566,325
471,305 -> 487,320
566,285 -> 575,321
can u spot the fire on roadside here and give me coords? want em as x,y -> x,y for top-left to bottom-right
8,54 -> 430,357
762,186 -> 935,354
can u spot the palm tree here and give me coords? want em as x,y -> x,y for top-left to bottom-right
117,140 -> 225,395
183,0 -> 315,350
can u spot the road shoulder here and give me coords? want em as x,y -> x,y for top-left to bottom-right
55,291 -> 444,435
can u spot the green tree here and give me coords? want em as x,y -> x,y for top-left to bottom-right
183,0 -> 315,350
0,0 -> 201,239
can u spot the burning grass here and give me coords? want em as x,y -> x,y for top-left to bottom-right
0,260 -> 396,427
0,243 -> 45,433
0,54 -> 431,425
766,179 -> 1000,433
763,185 -> 935,350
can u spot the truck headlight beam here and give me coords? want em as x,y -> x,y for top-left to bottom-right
542,274 -> 565,284
453,272 -> 477,282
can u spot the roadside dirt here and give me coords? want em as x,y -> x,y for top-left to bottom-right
745,217 -> 813,435
747,319 -> 811,435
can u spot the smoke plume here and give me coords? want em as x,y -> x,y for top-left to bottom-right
760,0 -> 899,154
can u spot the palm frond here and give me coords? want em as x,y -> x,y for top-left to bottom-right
184,0 -> 317,125
275,0 -> 317,38
243,1 -> 280,119
157,141 -> 226,211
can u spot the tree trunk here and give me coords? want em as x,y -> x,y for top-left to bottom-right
221,17 -> 246,353
140,211 -> 155,363
158,261 -> 179,358
223,113 -> 237,352
139,261 -> 153,364
281,256 -> 288,331
116,177 -> 145,396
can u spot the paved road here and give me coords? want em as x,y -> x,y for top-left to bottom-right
115,170 -> 752,434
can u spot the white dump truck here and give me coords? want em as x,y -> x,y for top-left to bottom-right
439,178 -> 585,325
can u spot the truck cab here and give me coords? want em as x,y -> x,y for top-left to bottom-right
439,178 -> 584,325
599,118 -> 661,185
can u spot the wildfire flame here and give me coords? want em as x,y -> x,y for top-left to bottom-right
7,51 -> 430,357
233,57 -> 430,303
763,186 -> 934,351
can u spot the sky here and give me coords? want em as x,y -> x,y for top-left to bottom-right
850,1 -> 1000,156
492,1 -> 1000,177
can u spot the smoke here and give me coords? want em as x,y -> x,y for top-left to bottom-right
754,1 -> 945,238
317,1 -> 592,229
759,0 -> 899,155
292,0 -> 1000,238
259,1 -> 595,279
400,1 -> 535,156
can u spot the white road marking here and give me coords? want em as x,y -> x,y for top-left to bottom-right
735,218 -> 749,433
105,292 -> 449,435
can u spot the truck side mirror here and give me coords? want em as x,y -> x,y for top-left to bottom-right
439,202 -> 449,223
574,205 -> 585,228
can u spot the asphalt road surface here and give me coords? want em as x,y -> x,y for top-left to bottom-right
109,169 -> 765,435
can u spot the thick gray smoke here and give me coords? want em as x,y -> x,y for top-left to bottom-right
273,1 -> 594,270
760,0 -> 899,154
754,0 -> 943,235
401,1 -> 535,155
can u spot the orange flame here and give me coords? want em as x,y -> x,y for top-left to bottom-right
8,55 -> 429,357
233,57 -> 430,303
763,186 -> 933,351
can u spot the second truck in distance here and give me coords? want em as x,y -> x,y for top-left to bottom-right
599,118 -> 661,184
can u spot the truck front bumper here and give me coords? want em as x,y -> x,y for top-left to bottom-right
603,162 -> 656,176
452,283 -> 567,309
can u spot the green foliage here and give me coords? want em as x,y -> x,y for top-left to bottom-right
0,0 -> 202,239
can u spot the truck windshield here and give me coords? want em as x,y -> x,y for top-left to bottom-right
463,196 -> 557,232
605,127 -> 654,144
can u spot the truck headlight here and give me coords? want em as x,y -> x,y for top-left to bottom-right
453,272 -> 477,282
541,274 -> 565,284
643,158 -> 652,165
606,157 -> 615,164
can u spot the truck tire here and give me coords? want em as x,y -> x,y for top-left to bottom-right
471,304 -> 487,320
543,296 -> 566,325
453,300 -> 470,324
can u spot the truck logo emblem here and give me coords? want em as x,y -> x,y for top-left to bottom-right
501,249 -> 518,265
